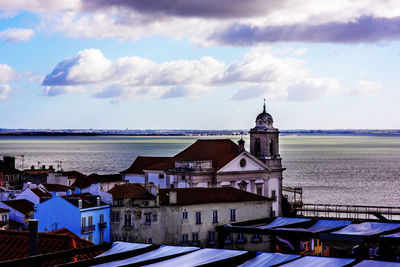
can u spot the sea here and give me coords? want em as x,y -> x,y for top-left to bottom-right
0,135 -> 399,207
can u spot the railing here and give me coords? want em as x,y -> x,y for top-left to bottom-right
81,225 -> 95,234
296,203 -> 400,221
98,222 -> 107,230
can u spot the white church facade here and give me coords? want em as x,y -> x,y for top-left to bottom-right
121,102 -> 285,215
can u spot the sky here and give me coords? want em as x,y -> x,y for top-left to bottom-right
1,1 -> 400,130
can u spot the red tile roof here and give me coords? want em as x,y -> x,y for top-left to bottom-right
62,193 -> 108,209
0,228 -> 104,264
123,139 -> 241,173
121,156 -> 171,174
108,184 -> 155,200
2,199 -> 34,216
159,187 -> 270,205
31,188 -> 51,198
172,139 -> 240,171
72,173 -> 123,188
40,183 -> 75,192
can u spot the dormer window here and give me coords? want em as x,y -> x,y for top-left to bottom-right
258,120 -> 262,125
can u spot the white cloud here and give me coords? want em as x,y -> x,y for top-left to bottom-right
0,28 -> 34,42
351,80 -> 382,96
0,84 -> 11,100
0,64 -> 18,82
42,47 -> 356,101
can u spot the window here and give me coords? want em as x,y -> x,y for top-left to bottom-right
145,213 -> 151,225
271,190 -> 276,200
114,199 -> 123,207
182,211 -> 188,220
212,210 -> 218,223
1,215 -> 7,222
153,214 -> 158,222
224,234 -> 231,244
208,231 -> 215,245
252,234 -> 261,243
4,175 -> 8,181
230,209 -> 236,221
144,200 -> 149,206
181,175 -> 185,180
195,212 -> 202,224
100,214 -> 104,223
257,187 -> 262,195
88,235 -> 93,242
124,214 -> 132,226
182,234 -> 188,245
236,233 -> 245,243
159,174 -> 164,178
147,237 -> 153,244
81,217 -> 86,228
88,216 -> 93,226
192,233 -> 199,245
99,232 -> 104,244
112,212 -> 120,222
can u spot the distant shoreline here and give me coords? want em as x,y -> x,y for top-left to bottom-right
1,129 -> 400,137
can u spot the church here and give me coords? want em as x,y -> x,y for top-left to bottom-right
121,102 -> 285,215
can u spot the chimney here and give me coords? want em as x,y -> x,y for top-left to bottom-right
169,190 -> 177,204
97,196 -> 100,206
238,138 -> 245,153
31,165 -> 35,170
78,199 -> 82,209
42,165 -> 45,170
28,219 -> 39,257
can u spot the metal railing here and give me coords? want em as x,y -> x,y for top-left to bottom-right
296,203 -> 400,220
81,224 -> 95,234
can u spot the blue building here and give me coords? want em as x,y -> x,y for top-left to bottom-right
34,193 -> 110,244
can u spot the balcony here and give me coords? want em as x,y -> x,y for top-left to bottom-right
99,222 -> 107,230
191,240 -> 201,247
236,238 -> 247,244
81,225 -> 95,234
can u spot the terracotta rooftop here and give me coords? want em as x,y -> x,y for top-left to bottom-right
159,187 -> 270,205
31,188 -> 51,198
123,139 -> 241,173
40,183 -> 75,192
121,156 -> 171,174
62,193 -> 108,209
61,170 -> 86,178
72,173 -> 123,188
2,199 -> 35,216
0,228 -> 104,264
108,184 -> 155,200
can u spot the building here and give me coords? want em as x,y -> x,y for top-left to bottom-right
108,185 -> 272,250
15,186 -> 51,204
0,199 -> 35,229
34,193 -> 110,244
0,156 -> 23,190
22,164 -> 55,185
122,102 -> 284,215
72,173 -> 126,193
108,183 -> 158,243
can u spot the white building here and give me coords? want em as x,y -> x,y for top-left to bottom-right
122,103 -> 284,215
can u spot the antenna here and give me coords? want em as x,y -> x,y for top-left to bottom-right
263,98 -> 266,112
20,155 -> 24,170
56,160 -> 63,171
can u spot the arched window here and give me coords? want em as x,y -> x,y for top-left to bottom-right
270,140 -> 274,157
255,139 -> 260,156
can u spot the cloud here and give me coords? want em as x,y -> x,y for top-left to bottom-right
0,64 -> 20,100
0,84 -> 11,100
0,28 -> 34,42
209,16 -> 400,45
351,80 -> 382,96
5,0 -> 400,45
43,47 -> 357,101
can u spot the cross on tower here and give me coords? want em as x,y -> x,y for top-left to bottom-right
263,98 -> 266,112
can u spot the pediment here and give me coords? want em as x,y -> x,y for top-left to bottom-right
217,151 -> 269,173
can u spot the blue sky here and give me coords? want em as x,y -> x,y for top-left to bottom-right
1,1 -> 400,130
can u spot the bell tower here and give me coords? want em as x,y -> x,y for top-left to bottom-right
249,99 -> 281,164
